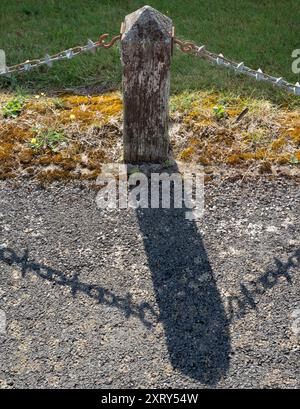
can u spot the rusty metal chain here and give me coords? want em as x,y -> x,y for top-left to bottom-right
1,24 -> 299,98
0,33 -> 121,76
174,37 -> 300,96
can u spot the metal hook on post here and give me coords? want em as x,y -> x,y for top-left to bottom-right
97,33 -> 121,49
173,38 -> 197,54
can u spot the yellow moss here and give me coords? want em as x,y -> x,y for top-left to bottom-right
286,128 -> 300,145
279,110 -> 300,145
183,111 -> 201,123
80,170 -> 100,180
293,135 -> 300,145
63,94 -> 122,109
201,94 -> 220,109
25,101 -> 51,114
0,143 -> 14,158
227,154 -> 242,165
0,171 -> 17,180
85,160 -> 100,171
36,156 -> 53,166
67,143 -> 85,155
254,149 -> 267,160
295,151 -> 300,161
0,157 -> 15,172
51,153 -> 63,164
226,108 -> 240,117
61,159 -> 77,171
198,118 -> 213,126
32,152 -> 78,171
38,153 -> 73,169
26,167 -> 35,175
88,149 -> 106,162
215,132 -> 233,146
70,153 -> 82,163
180,147 -> 195,160
59,93 -> 122,126
37,169 -> 74,182
266,152 -> 277,162
0,125 -> 33,143
271,137 -> 285,151
18,149 -> 34,164
60,109 -> 96,124
0,90 -> 299,183
277,153 -> 292,164
89,100 -> 122,116
190,137 -> 200,146
0,140 -> 16,175
241,152 -> 255,161
63,96 -> 90,106
198,155 -> 210,165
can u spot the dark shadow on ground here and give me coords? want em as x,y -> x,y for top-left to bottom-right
0,246 -> 159,328
134,165 -> 231,385
227,248 -> 297,322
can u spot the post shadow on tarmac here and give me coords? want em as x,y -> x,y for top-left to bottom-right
134,162 -> 231,386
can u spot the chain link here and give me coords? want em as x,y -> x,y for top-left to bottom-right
0,33 -> 121,76
1,29 -> 299,97
174,38 -> 300,96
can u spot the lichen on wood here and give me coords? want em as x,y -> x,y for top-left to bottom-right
121,6 -> 172,163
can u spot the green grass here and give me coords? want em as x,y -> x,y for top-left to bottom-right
0,0 -> 299,105
29,129 -> 66,152
2,95 -> 24,118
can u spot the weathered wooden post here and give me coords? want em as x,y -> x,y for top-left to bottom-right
0,50 -> 6,75
121,5 -> 172,163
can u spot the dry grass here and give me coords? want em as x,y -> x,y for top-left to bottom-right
170,92 -> 300,169
0,92 -> 122,182
0,90 -> 299,183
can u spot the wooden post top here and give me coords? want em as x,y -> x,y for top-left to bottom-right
122,5 -> 172,43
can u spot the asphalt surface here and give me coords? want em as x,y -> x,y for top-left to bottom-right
0,177 -> 299,388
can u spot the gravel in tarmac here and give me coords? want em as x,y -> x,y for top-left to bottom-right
0,177 -> 299,388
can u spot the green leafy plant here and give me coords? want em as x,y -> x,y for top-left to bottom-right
29,129 -> 66,152
3,96 -> 24,118
163,159 -> 174,168
213,104 -> 227,120
53,98 -> 67,110
290,155 -> 299,165
128,166 -> 140,175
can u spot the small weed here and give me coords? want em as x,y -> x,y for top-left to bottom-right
128,167 -> 140,175
213,104 -> 227,120
53,98 -> 67,110
29,129 -> 66,152
290,155 -> 299,165
163,159 -> 174,167
3,96 -> 24,118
